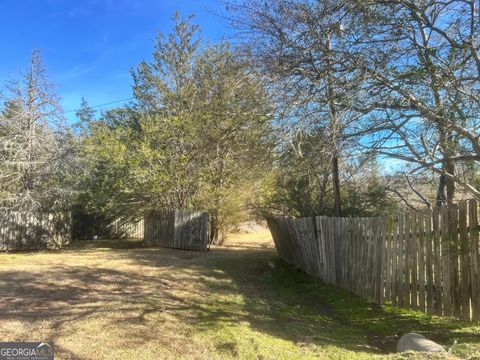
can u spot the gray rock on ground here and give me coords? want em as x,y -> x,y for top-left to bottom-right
397,333 -> 445,353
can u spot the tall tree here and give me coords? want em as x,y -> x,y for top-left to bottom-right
230,0 -> 480,206
228,0 -> 371,216
192,43 -> 273,242
132,11 -> 199,115
342,0 -> 480,203
74,96 -> 96,135
129,11 -> 202,210
80,14 -> 274,242
0,50 -> 76,212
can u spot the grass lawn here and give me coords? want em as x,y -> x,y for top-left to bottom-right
0,229 -> 478,359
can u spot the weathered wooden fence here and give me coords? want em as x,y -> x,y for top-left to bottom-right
144,209 -> 209,251
109,218 -> 144,239
267,200 -> 480,321
0,212 -> 71,251
72,212 -> 143,240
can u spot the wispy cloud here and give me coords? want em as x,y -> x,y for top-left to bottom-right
56,64 -> 96,81
67,7 -> 93,18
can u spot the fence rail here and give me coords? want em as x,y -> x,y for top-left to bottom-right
267,200 -> 480,321
0,212 -> 71,251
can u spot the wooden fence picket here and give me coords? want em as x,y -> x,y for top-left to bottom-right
418,210 -> 426,312
411,211 -> 419,310
458,201 -> 470,320
432,206 -> 442,315
469,200 -> 480,320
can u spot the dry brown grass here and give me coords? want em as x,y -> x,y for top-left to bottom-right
0,231 -> 277,359
0,230 -> 476,359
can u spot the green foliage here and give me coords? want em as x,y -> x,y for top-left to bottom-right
79,116 -> 137,216
78,14 -> 274,240
257,130 -> 397,218
74,97 -> 96,135
341,168 -> 398,217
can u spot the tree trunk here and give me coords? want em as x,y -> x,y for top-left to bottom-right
445,159 -> 455,202
209,212 -> 220,244
326,30 -> 342,217
318,171 -> 330,212
436,173 -> 447,206
436,127 -> 456,206
210,144 -> 226,245
332,155 -> 342,216
436,159 -> 455,206
209,211 -> 227,245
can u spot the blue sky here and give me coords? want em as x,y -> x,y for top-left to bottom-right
0,0 -> 229,121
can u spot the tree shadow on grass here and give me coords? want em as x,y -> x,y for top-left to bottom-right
0,261 -> 203,358
0,243 -> 477,358
121,246 -> 478,355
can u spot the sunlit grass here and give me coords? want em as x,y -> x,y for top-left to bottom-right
0,230 -> 476,359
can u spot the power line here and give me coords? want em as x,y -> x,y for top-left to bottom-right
64,97 -> 134,114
